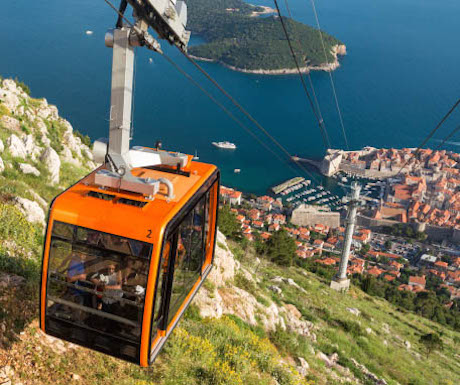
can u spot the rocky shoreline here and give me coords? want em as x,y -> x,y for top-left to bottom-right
190,44 -> 347,75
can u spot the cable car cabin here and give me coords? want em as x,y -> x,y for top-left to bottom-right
40,156 -> 219,366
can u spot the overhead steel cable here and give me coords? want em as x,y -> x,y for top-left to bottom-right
308,0 -> 349,150
432,124 -> 460,152
280,0 -> 330,153
179,50 -> 333,185
101,0 -> 343,191
284,0 -> 293,18
272,0 -> 331,150
103,0 -> 298,173
161,52 -> 302,177
396,98 -> 460,176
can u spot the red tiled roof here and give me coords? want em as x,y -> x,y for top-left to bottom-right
409,275 -> 426,286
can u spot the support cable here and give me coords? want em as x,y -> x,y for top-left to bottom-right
433,124 -> 460,152
396,98 -> 460,176
161,52 -> 302,177
307,0 -> 349,150
272,0 -> 331,150
281,0 -> 331,153
102,0 -> 348,193
180,50 -> 333,186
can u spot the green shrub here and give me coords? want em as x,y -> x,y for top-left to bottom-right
74,130 -> 92,148
0,203 -> 42,280
14,77 -> 31,96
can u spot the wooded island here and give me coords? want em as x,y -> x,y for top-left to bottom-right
187,0 -> 346,74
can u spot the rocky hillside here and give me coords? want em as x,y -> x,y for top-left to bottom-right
0,79 -> 459,385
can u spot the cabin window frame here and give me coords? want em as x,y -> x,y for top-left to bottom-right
148,170 -> 219,362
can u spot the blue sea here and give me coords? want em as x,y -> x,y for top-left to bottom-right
1,0 -> 459,195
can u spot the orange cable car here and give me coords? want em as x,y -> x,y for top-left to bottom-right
40,157 -> 219,365
40,1 -> 220,366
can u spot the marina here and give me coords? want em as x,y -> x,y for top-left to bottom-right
271,171 -> 386,212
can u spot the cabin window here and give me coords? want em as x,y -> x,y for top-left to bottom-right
45,222 -> 152,362
166,195 -> 207,325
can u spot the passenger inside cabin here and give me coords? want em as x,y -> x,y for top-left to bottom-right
91,262 -> 123,313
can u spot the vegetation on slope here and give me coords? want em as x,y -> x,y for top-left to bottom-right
1,79 -> 459,385
187,0 -> 343,70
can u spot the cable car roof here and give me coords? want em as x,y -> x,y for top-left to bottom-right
51,156 -> 218,243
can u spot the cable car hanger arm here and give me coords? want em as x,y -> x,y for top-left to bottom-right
93,0 -> 191,197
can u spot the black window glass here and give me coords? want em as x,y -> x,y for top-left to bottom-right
45,222 -> 152,361
166,198 -> 206,325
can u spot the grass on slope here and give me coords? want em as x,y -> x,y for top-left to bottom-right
231,241 -> 460,385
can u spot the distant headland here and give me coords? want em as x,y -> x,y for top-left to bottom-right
187,0 -> 346,74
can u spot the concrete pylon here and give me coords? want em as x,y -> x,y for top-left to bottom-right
331,181 -> 361,292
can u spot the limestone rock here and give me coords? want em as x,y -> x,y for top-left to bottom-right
14,197 -> 46,225
29,190 -> 48,208
61,146 -> 81,166
283,304 -> 313,337
317,352 -> 334,367
346,307 -> 361,316
71,374 -> 81,381
0,89 -> 20,113
0,272 -> 25,288
40,147 -> 61,184
404,340 -> 411,349
6,134 -> 27,159
0,139 -> 3,153
62,124 -> 83,158
193,288 -> 224,319
366,327 -> 373,335
23,134 -> 41,160
296,357 -> 309,377
19,163 -> 40,176
268,285 -> 282,294
1,115 -> 21,131
206,231 -> 238,287
0,157 -> 4,173
82,147 -> 94,160
351,358 -> 387,385
37,101 -> 59,120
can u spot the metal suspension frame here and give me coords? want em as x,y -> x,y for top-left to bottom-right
92,2 -> 191,197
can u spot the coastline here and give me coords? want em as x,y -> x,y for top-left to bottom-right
189,44 -> 347,75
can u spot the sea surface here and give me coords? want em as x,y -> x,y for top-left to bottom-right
1,0 -> 459,195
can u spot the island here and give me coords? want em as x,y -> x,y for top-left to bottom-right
187,0 -> 346,74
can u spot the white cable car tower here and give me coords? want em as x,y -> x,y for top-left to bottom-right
92,0 -> 191,197
331,181 -> 361,292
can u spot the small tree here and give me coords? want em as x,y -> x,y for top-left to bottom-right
360,243 -> 370,255
218,205 -> 241,240
384,240 -> 392,250
419,333 -> 443,357
266,229 -> 296,266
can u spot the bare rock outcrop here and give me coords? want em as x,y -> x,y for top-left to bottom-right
14,197 -> 46,225
23,134 -> 42,161
40,147 -> 61,184
0,139 -> 4,153
206,231 -> 238,287
0,115 -> 20,132
0,157 -> 4,173
19,163 -> 40,177
6,134 -> 27,159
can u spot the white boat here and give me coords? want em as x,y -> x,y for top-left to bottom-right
234,169 -> 241,173
85,30 -> 93,35
212,141 -> 236,149
149,58 -> 153,64
193,150 -> 199,160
